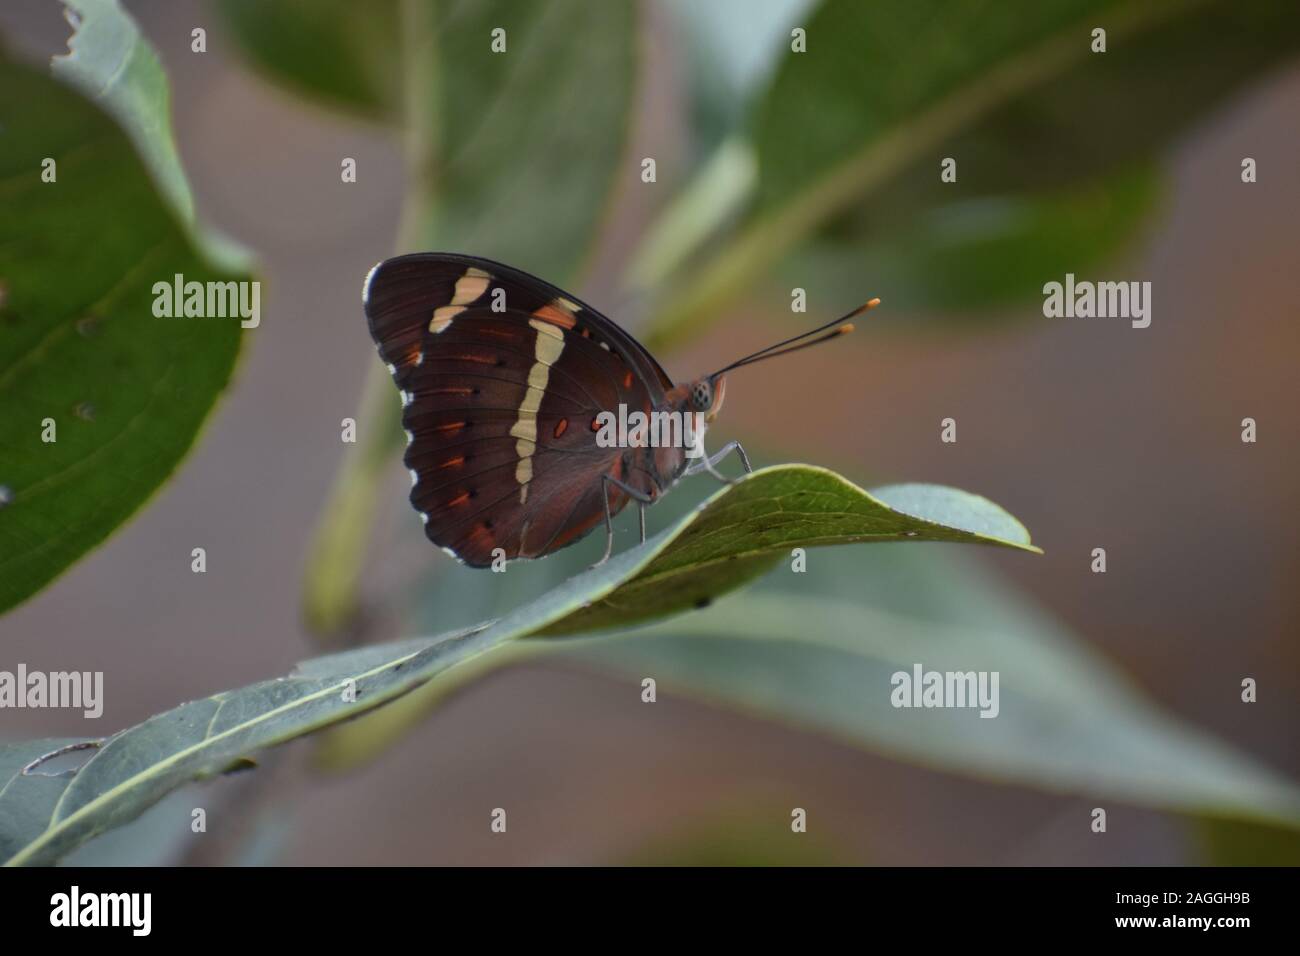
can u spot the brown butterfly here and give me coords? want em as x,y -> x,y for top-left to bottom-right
364,253 -> 875,567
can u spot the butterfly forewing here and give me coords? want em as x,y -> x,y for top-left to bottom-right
363,253 -> 670,565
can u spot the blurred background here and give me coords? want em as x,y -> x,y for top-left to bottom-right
1,0 -> 1297,865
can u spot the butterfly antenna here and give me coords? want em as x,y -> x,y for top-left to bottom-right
712,298 -> 879,376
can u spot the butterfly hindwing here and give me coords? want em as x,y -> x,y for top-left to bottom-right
364,253 -> 670,565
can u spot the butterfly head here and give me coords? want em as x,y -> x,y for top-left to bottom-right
688,375 -> 728,423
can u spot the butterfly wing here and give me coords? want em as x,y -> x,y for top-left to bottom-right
363,253 -> 671,566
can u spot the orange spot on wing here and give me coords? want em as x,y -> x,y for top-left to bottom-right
532,303 -> 577,329
623,371 -> 633,389
447,491 -> 471,507
553,418 -> 569,438
431,421 -> 466,434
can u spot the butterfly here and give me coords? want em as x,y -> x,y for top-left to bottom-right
363,252 -> 877,568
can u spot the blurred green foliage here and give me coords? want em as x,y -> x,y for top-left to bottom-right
646,0 -> 1300,340
0,2 -> 247,615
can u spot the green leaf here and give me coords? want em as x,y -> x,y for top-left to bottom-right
0,466 -> 1034,864
328,548 -> 1300,831
559,593 -> 1300,828
51,0 -> 248,269
410,1 -> 637,277
215,0 -> 401,119
0,32 -> 248,615
541,470 -> 1037,637
647,0 -> 1300,344
770,0 -> 1300,315
319,467 -> 1036,766
758,0 -> 1298,212
52,0 -> 195,227
785,163 -> 1162,317
217,0 -> 637,281
0,740 -> 94,865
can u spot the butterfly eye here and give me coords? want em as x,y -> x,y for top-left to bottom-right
691,382 -> 712,410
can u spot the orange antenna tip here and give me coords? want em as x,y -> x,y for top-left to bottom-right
848,297 -> 882,319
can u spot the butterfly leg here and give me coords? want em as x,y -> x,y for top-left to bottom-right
591,474 -> 656,569
686,440 -> 753,485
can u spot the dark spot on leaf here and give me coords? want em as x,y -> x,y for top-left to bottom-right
74,401 -> 95,421
694,596 -> 712,609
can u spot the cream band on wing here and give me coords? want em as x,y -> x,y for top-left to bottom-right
510,316 -> 566,503
429,266 -> 492,334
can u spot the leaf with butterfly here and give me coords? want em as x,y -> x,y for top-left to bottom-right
365,253 -> 872,569
0,464 -> 1038,866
